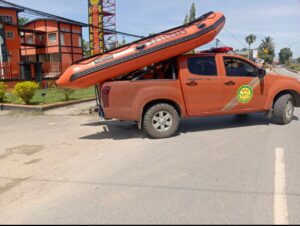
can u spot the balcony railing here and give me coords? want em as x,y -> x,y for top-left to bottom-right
20,35 -> 46,47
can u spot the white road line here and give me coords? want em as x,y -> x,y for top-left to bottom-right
274,147 -> 289,225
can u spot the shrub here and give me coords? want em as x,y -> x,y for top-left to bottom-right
14,82 -> 39,104
0,82 -> 7,103
62,89 -> 75,102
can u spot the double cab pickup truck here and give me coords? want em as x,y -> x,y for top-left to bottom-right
98,49 -> 300,138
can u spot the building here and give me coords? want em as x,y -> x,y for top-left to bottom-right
0,6 -> 23,80
21,19 -> 85,79
0,6 -> 86,83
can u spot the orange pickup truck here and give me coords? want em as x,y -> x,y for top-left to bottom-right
98,49 -> 300,138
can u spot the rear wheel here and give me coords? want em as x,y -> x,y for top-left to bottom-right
273,94 -> 295,125
143,104 -> 180,139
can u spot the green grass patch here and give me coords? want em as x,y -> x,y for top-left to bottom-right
5,87 -> 95,105
287,63 -> 300,72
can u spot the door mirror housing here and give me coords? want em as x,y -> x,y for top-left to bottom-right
258,68 -> 267,79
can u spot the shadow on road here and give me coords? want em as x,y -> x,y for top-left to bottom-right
78,113 -> 300,141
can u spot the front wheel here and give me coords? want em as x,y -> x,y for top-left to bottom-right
143,104 -> 180,139
273,94 -> 295,125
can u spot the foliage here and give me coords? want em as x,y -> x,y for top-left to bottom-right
62,89 -> 75,102
297,57 -> 300,64
183,14 -> 189,25
0,82 -> 7,103
189,3 -> 196,22
18,17 -> 30,26
83,39 -> 91,58
183,2 -> 196,24
14,82 -> 39,104
258,37 -> 276,64
279,48 -> 293,65
245,34 -> 257,50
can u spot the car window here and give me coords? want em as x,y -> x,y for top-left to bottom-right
188,57 -> 217,76
224,57 -> 258,77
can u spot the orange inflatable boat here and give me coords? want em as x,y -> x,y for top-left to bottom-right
57,11 -> 226,89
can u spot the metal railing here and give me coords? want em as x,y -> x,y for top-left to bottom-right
0,62 -> 21,80
0,62 -> 70,80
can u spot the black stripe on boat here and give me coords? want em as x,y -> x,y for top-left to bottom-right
70,16 -> 226,82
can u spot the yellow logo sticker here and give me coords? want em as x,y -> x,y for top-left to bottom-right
237,85 -> 254,104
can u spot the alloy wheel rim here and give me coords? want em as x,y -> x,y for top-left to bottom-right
286,100 -> 294,120
152,111 -> 173,132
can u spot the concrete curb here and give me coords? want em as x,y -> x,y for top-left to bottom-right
0,98 -> 95,113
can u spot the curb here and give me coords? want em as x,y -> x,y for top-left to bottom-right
0,98 -> 96,113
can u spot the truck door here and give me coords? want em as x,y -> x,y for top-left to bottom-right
221,57 -> 266,113
181,56 -> 223,116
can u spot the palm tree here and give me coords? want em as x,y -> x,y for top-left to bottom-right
245,34 -> 257,50
259,36 -> 276,64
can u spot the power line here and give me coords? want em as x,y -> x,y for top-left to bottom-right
223,27 -> 247,48
0,0 -> 144,38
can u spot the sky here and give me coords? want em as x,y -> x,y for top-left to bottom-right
7,0 -> 300,58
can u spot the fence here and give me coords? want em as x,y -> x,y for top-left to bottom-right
0,62 -> 21,80
0,62 -> 70,81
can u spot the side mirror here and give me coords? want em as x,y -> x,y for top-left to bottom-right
258,68 -> 267,79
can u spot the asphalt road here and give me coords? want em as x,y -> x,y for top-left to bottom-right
0,71 -> 300,224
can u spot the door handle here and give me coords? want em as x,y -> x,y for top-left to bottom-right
186,81 -> 198,87
224,81 -> 236,86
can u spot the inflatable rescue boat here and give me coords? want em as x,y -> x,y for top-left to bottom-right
57,11 -> 226,89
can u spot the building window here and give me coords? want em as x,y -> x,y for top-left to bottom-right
6,31 -> 14,39
26,35 -> 34,44
0,15 -> 13,24
48,33 -> 57,43
78,36 -> 82,47
60,34 -> 65,45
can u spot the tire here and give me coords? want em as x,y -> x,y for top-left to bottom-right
143,104 -> 180,139
273,94 -> 295,125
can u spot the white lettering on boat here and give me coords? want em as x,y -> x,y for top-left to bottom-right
146,29 -> 187,47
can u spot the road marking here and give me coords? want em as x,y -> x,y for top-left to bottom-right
274,148 -> 289,225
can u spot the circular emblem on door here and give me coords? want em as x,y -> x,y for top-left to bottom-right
237,85 -> 254,104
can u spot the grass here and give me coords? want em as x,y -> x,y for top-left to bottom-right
5,87 -> 95,105
286,63 -> 300,72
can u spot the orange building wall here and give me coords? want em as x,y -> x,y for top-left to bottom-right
0,8 -> 21,78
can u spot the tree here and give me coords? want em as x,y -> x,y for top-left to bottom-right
183,14 -> 189,25
297,57 -> 300,64
245,34 -> 257,50
258,37 -> 276,64
82,39 -> 90,58
18,17 -> 30,26
189,3 -> 196,22
279,48 -> 293,64
183,2 -> 196,24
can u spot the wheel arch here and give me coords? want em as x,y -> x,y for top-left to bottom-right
272,90 -> 300,108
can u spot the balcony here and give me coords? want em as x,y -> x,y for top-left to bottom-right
20,29 -> 46,48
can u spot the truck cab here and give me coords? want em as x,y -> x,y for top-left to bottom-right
100,48 -> 300,138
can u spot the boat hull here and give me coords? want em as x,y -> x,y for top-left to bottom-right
57,12 -> 226,89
